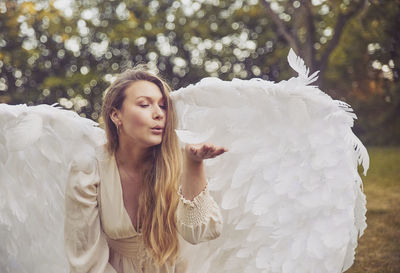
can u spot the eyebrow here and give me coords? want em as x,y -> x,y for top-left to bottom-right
136,96 -> 165,102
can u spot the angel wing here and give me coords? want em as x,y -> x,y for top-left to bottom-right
0,104 -> 105,273
171,49 -> 368,273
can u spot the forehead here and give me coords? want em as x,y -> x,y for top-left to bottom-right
124,80 -> 163,101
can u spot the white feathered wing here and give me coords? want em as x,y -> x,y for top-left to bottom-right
171,49 -> 368,273
0,104 -> 105,273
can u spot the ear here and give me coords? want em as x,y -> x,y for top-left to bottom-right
110,108 -> 121,126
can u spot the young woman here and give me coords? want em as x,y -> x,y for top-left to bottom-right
64,67 -> 226,273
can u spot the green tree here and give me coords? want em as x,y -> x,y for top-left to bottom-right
262,0 -> 369,85
0,0 -> 398,144
325,0 -> 400,144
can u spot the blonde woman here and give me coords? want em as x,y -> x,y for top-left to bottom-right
64,67 -> 226,273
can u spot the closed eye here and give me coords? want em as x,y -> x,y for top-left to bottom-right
159,105 -> 167,109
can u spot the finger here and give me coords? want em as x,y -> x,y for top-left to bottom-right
205,147 -> 216,157
214,148 -> 226,156
191,146 -> 199,156
207,145 -> 217,155
195,144 -> 228,159
210,147 -> 228,158
200,147 -> 212,158
209,150 -> 224,158
200,144 -> 213,155
202,144 -> 213,151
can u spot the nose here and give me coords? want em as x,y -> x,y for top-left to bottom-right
153,105 -> 165,120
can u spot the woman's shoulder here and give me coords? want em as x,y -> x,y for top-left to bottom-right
95,143 -> 112,162
95,143 -> 116,174
94,143 -> 119,188
66,145 -> 104,197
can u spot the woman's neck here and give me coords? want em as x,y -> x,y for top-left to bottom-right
115,139 -> 151,171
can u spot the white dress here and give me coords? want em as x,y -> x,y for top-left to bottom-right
64,147 -> 223,273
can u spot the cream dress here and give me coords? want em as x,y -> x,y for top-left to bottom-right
64,147 -> 223,273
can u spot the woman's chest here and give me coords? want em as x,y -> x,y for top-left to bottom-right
97,155 -> 142,238
119,175 -> 142,229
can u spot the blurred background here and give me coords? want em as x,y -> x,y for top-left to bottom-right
0,0 -> 399,145
0,0 -> 399,272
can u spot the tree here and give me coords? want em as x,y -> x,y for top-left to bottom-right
261,0 -> 369,85
325,0 -> 400,144
1,0 -> 398,144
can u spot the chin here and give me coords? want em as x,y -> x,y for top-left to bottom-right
145,137 -> 163,147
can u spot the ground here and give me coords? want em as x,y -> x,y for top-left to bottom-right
347,147 -> 400,273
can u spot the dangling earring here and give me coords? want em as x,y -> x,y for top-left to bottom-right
116,123 -> 121,134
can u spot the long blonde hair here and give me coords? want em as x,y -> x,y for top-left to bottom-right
101,66 -> 182,265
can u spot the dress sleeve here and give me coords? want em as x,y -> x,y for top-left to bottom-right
64,160 -> 116,273
176,185 -> 223,245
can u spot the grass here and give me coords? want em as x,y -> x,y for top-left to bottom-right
347,146 -> 400,273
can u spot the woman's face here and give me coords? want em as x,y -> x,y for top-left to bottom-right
113,80 -> 167,148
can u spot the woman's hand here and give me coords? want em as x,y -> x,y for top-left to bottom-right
181,143 -> 228,200
185,143 -> 228,163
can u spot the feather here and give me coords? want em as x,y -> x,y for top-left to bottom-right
175,128 -> 215,144
6,113 -> 43,151
0,104 -> 103,272
287,48 -> 309,78
287,48 -> 320,85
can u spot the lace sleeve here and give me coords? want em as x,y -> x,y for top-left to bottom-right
176,185 -> 223,245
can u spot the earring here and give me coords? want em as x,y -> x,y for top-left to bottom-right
116,123 -> 121,134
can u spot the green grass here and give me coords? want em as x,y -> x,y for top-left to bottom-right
347,146 -> 400,273
362,146 -> 400,187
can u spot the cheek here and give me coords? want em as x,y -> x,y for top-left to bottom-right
123,109 -> 150,128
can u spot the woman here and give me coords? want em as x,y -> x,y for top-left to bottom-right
64,67 -> 226,273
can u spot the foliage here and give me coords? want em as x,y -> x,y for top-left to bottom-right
326,0 -> 400,145
0,0 -> 398,144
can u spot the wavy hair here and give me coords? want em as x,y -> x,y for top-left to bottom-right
101,66 -> 182,265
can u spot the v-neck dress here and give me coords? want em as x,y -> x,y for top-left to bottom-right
64,147 -> 223,273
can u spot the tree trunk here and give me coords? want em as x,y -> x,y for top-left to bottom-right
262,0 -> 369,86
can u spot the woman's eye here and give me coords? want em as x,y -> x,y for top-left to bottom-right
140,104 -> 149,108
159,105 -> 167,109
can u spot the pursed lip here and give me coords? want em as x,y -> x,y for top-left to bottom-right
151,126 -> 164,134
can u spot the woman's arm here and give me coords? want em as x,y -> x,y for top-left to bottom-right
64,161 -> 116,273
177,143 -> 227,245
181,143 -> 227,200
